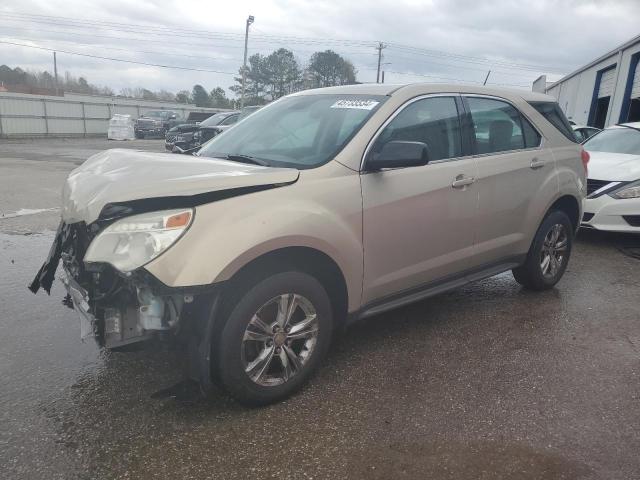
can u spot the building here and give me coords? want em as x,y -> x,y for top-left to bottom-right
542,34 -> 640,128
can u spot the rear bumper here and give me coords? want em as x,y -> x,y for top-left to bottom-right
581,195 -> 640,233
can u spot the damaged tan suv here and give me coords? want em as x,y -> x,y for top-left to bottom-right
31,84 -> 586,405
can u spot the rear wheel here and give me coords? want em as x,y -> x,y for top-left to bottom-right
215,271 -> 333,406
512,210 -> 573,290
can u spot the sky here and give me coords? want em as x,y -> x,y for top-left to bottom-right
1,0 -> 639,97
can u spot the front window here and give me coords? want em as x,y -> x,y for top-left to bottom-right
219,114 -> 239,126
198,95 -> 386,169
372,96 -> 462,161
583,126 -> 640,154
200,113 -> 232,127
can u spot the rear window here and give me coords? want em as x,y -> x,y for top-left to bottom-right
528,101 -> 576,142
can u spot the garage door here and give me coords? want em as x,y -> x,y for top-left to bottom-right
598,68 -> 616,98
632,61 -> 640,99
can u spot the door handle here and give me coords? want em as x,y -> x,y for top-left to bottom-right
530,158 -> 545,169
452,175 -> 476,189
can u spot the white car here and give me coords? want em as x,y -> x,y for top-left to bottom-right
572,125 -> 600,143
582,122 -> 640,233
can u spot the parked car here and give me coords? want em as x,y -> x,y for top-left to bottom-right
168,111 -> 239,152
572,125 -> 600,143
581,122 -> 640,232
191,106 -> 260,148
30,84 -> 585,405
135,110 -> 183,138
164,112 -> 219,150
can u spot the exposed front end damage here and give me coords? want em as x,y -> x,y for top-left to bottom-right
28,149 -> 300,393
29,221 -> 207,350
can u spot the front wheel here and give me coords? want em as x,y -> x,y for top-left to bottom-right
512,210 -> 573,290
215,271 -> 333,406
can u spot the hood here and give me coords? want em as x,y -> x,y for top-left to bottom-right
587,151 -> 640,182
61,149 -> 299,224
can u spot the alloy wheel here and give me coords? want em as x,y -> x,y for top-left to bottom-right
540,223 -> 568,279
240,293 -> 319,387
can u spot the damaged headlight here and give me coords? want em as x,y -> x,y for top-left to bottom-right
84,209 -> 193,272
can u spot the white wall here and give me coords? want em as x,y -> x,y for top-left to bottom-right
0,92 -> 227,138
545,40 -> 640,127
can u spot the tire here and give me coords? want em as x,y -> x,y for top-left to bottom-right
512,210 -> 573,290
135,132 -> 144,139
215,271 -> 333,406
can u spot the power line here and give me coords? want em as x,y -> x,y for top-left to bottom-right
361,67 -> 530,88
0,40 -> 237,75
381,51 -> 541,78
0,11 -> 553,86
0,13 -> 378,48
0,11 -> 563,72
0,25 -> 378,57
1,35 -> 237,62
386,44 -> 560,73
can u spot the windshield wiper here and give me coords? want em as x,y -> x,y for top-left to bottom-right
224,154 -> 269,166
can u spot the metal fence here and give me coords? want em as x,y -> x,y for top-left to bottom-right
0,92 -> 224,138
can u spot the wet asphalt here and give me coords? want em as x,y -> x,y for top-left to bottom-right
1,139 -> 639,479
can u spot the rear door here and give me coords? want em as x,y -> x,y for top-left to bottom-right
462,95 -> 557,265
361,95 -> 479,304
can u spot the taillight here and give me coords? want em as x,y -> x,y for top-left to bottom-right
581,148 -> 590,174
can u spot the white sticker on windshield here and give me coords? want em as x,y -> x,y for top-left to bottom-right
330,99 -> 379,110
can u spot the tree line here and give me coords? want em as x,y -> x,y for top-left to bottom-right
0,47 -> 357,107
0,64 -> 115,96
186,48 -> 358,108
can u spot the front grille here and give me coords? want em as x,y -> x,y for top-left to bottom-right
166,134 -> 177,142
587,179 -> 611,196
623,215 -> 640,227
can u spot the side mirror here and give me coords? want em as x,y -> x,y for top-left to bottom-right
366,140 -> 431,171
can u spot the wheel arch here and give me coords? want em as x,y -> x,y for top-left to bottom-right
547,194 -> 581,233
221,246 -> 350,330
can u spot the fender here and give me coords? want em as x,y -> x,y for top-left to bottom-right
145,169 -> 364,312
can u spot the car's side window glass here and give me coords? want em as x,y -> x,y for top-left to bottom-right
521,115 -> 542,148
220,114 -> 238,126
467,97 -> 533,154
372,97 -> 462,162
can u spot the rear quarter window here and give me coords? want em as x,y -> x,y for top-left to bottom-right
528,101 -> 577,142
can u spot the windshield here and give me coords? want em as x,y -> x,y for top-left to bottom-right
200,113 -> 232,127
584,126 -> 640,154
198,94 -> 386,169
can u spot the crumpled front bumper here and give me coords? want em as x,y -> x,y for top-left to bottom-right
29,222 -> 224,392
29,221 -> 207,349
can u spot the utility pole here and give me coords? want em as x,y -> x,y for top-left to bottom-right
240,15 -> 255,108
375,42 -> 386,83
380,62 -> 390,84
53,51 -> 59,95
483,70 -> 491,86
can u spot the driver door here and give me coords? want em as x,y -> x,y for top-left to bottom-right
361,95 -> 479,305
